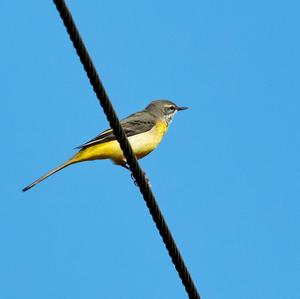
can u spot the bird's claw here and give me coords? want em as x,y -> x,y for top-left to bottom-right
131,171 -> 152,188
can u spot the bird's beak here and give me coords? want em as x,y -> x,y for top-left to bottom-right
177,106 -> 188,111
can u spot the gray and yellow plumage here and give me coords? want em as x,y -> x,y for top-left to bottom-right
22,100 -> 188,192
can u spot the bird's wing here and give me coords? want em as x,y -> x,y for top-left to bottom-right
76,112 -> 156,150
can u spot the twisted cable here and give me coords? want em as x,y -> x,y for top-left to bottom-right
53,1 -> 201,298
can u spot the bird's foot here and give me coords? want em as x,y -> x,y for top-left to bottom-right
122,163 -> 152,188
131,171 -> 152,188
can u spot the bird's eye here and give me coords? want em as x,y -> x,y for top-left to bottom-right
169,106 -> 175,112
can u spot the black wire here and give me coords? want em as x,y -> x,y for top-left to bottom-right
52,1 -> 201,298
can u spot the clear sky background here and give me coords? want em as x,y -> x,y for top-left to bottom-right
1,1 -> 299,298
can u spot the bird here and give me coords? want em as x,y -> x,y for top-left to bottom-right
22,100 -> 188,192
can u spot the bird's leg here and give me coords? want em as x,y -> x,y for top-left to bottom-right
131,170 -> 152,188
121,163 -> 130,170
121,163 -> 151,187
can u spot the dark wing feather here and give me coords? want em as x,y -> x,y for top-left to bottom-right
76,111 -> 156,150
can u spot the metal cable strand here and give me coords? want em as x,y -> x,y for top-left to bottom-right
53,1 -> 201,298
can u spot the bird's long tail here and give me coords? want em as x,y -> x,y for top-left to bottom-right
22,159 -> 76,192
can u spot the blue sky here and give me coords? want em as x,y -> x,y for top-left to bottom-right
1,0 -> 299,298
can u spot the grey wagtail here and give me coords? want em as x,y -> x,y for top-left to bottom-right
22,100 -> 188,192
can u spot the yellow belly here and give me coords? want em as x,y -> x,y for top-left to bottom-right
72,120 -> 167,165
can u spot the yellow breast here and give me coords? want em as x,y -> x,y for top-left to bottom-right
129,119 -> 167,159
72,119 -> 168,165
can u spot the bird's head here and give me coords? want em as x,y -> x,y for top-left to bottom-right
145,100 -> 188,126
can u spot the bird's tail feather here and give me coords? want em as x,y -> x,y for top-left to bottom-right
22,159 -> 75,192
